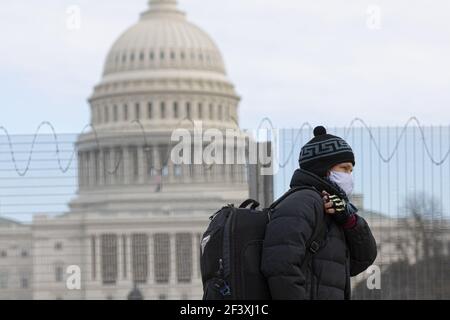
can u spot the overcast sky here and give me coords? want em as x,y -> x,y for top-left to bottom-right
1,0 -> 450,134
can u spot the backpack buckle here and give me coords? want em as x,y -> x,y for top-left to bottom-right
214,279 -> 231,297
309,241 -> 321,254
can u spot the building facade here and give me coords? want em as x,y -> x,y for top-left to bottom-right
30,0 -> 249,300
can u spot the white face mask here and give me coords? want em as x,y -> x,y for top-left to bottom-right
329,171 -> 354,197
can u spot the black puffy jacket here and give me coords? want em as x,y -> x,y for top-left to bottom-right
261,169 -> 377,300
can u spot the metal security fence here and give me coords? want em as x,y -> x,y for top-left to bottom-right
273,120 -> 450,300
0,119 -> 449,300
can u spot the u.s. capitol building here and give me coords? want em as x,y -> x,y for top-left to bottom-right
1,0 -> 250,300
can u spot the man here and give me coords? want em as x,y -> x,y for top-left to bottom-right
261,126 -> 377,300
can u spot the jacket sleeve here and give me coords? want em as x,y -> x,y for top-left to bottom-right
261,190 -> 323,300
344,215 -> 378,276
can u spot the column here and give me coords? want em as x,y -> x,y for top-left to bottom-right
169,233 -> 176,285
96,234 -> 101,284
78,152 -> 84,188
117,234 -> 123,283
138,146 -> 146,184
192,233 -> 199,281
123,146 -> 131,185
126,234 -> 132,281
148,234 -> 154,285
98,149 -> 104,186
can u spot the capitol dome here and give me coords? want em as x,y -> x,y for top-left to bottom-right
73,0 -> 249,212
103,0 -> 226,76
88,0 -> 240,131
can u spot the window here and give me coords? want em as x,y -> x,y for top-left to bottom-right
154,234 -> 170,284
55,242 -> 63,251
21,277 -> 29,289
97,106 -> 102,123
124,104 -> 128,121
181,52 -> 185,60
145,147 -> 155,178
139,52 -> 144,61
104,105 -> 109,123
162,165 -> 169,177
174,165 -> 182,177
0,250 -> 6,258
55,265 -> 64,282
21,249 -> 28,258
148,103 -> 153,119
101,234 -> 118,285
176,234 -> 192,283
160,51 -> 165,60
186,103 -> 191,119
159,294 -> 167,300
149,51 -> 154,60
170,52 -> 175,60
198,103 -> 203,119
130,53 -> 135,62
122,54 -> 127,63
0,272 -> 8,289
113,105 -> 118,122
160,102 -> 166,119
173,102 -> 179,119
132,234 -> 148,284
135,103 -> 140,120
131,147 -> 139,181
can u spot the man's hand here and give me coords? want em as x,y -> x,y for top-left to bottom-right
322,190 -> 346,216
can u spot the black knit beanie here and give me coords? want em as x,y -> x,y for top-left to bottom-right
299,126 -> 355,177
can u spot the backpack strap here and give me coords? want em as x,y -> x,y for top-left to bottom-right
268,186 -> 317,211
239,199 -> 260,210
300,210 -> 327,274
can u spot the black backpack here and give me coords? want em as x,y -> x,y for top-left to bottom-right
200,186 -> 327,300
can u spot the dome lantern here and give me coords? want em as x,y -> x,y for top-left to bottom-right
141,0 -> 185,19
